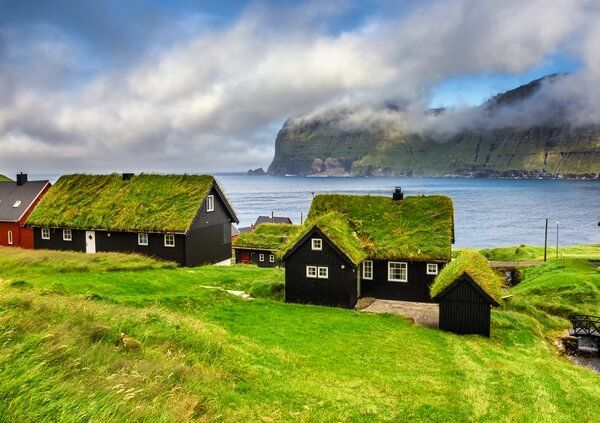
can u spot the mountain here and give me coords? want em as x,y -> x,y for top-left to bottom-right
268,75 -> 600,179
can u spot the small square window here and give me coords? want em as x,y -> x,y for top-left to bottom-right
259,253 -> 265,262
138,233 -> 148,246
362,260 -> 373,280
41,228 -> 50,240
388,262 -> 408,282
164,234 -> 175,247
269,254 -> 275,263
311,238 -> 322,251
7,231 -> 13,245
306,266 -> 317,278
426,263 -> 438,275
206,195 -> 215,212
318,267 -> 329,279
63,229 -> 72,242
12,200 -> 21,208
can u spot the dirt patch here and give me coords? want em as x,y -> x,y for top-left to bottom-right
354,297 -> 375,310
362,299 -> 439,328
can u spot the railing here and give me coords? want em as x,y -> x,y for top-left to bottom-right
569,314 -> 600,337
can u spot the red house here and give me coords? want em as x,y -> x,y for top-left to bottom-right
0,173 -> 51,249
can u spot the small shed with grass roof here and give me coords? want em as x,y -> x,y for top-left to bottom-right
279,188 -> 455,308
431,250 -> 503,337
26,173 -> 238,266
233,223 -> 298,267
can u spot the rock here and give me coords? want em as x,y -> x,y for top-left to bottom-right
247,167 -> 266,175
116,332 -> 141,352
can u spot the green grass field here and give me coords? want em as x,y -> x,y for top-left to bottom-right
0,247 -> 598,421
479,244 -> 600,261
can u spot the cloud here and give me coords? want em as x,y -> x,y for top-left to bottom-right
0,0 -> 599,174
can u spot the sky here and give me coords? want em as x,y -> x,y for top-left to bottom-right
0,0 -> 598,175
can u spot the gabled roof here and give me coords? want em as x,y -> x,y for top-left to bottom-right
231,224 -> 241,237
26,173 -> 237,233
430,250 -> 503,305
0,180 -> 50,222
279,212 -> 368,265
234,223 -> 299,251
254,216 -> 293,226
280,194 -> 454,263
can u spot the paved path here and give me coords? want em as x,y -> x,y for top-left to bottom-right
362,299 -> 439,328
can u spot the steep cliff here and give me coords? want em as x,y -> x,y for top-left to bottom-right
268,76 -> 600,179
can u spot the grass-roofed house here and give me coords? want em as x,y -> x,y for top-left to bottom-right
278,188 -> 455,309
26,173 -> 238,266
233,223 -> 298,267
431,250 -> 503,337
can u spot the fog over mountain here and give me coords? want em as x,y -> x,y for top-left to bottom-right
1,1 -> 600,173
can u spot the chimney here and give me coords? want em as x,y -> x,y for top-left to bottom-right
16,173 -> 28,186
271,211 -> 274,222
392,186 -> 404,201
122,173 -> 134,181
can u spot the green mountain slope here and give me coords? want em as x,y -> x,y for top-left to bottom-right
0,174 -> 11,182
268,77 -> 600,179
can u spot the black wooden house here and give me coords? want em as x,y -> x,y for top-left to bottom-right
431,250 -> 503,337
279,190 -> 455,308
233,223 -> 298,267
26,173 -> 238,266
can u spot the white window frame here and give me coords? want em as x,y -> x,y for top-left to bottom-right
164,234 -> 175,248
206,195 -> 215,212
259,253 -> 265,262
388,261 -> 408,283
63,229 -> 72,242
362,260 -> 373,280
7,231 -> 13,245
138,233 -> 148,246
317,266 -> 329,279
269,254 -> 275,263
426,263 -> 439,275
306,266 -> 317,278
41,228 -> 50,240
311,238 -> 322,251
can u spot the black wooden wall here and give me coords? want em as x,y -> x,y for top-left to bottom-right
438,275 -> 493,337
186,186 -> 235,266
234,249 -> 279,267
360,260 -> 446,303
284,228 -> 357,309
33,228 -> 86,252
96,231 -> 185,264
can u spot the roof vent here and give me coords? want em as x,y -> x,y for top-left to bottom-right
393,186 -> 404,201
122,173 -> 134,181
16,173 -> 28,186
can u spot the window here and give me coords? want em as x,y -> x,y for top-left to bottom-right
63,229 -> 72,242
138,233 -> 148,246
12,200 -> 21,208
426,263 -> 439,275
259,253 -> 265,262
7,231 -> 13,245
362,260 -> 373,280
388,262 -> 408,282
311,238 -> 322,251
164,234 -> 175,247
318,266 -> 329,279
269,254 -> 275,263
41,228 -> 50,240
306,266 -> 317,278
206,195 -> 215,212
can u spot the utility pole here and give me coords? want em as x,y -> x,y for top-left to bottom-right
544,218 -> 548,262
555,221 -> 560,260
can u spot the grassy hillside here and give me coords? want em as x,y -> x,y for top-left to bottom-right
0,174 -> 11,182
480,244 -> 600,261
0,248 -> 598,421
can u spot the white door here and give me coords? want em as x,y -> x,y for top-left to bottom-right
85,231 -> 96,254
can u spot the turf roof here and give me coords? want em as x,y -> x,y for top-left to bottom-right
234,223 -> 299,251
26,173 -> 223,233
430,250 -> 504,304
0,175 -> 11,182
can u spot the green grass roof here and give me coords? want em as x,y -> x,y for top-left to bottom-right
0,174 -> 11,182
26,173 -> 218,233
430,250 -> 504,304
279,194 -> 453,264
234,223 -> 300,251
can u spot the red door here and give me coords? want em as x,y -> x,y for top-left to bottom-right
240,251 -> 251,264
